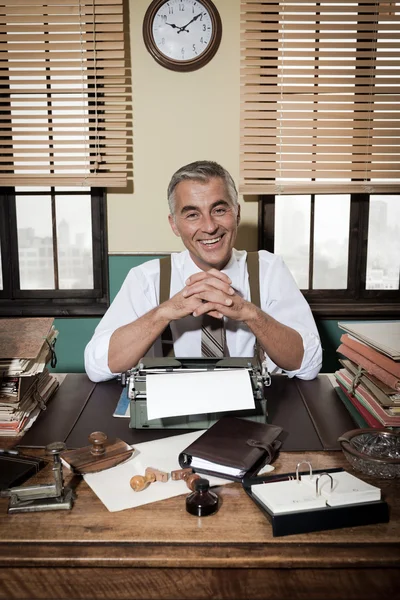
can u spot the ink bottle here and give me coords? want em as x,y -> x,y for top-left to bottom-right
185,477 -> 219,517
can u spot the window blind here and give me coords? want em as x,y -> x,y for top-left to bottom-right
240,0 -> 400,194
0,0 -> 131,187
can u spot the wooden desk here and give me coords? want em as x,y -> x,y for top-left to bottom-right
19,373 -> 358,452
1,375 -> 399,599
1,450 -> 399,600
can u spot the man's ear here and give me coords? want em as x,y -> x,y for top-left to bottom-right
236,203 -> 241,226
168,213 -> 181,237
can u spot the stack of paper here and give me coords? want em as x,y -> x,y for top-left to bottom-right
334,322 -> 400,428
82,431 -> 231,512
0,318 -> 59,437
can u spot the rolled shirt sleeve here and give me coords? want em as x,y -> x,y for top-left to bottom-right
84,330 -> 114,383
84,265 -> 156,382
259,252 -> 322,380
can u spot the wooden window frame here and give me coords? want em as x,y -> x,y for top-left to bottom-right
259,193 -> 400,318
0,187 -> 109,317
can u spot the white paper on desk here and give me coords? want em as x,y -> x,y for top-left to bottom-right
83,430 -> 230,512
146,369 -> 255,421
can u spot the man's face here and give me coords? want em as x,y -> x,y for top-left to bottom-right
168,177 -> 240,271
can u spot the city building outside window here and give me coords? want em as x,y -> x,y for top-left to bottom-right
260,193 -> 400,318
0,187 -> 108,317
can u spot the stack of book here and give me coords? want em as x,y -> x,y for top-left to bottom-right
0,318 -> 59,437
333,322 -> 400,429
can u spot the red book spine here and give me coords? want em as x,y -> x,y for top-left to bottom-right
337,344 -> 400,391
336,381 -> 382,428
338,370 -> 400,427
341,333 -> 400,378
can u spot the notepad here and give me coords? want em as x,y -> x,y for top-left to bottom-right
301,471 -> 381,507
251,471 -> 381,514
251,479 -> 327,514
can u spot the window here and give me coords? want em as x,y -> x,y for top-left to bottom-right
260,193 -> 400,317
240,1 -> 400,193
0,187 -> 108,316
0,0 -> 131,188
0,1 -> 130,315
241,1 -> 400,316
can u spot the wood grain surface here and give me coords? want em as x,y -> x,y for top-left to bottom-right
0,450 -> 399,600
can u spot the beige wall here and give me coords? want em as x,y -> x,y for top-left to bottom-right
107,0 -> 258,253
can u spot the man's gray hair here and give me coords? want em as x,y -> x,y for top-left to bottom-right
167,160 -> 238,215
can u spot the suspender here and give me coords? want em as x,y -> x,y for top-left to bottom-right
159,256 -> 175,357
159,255 -> 172,305
159,252 -> 261,357
246,251 -> 261,310
246,252 -> 263,362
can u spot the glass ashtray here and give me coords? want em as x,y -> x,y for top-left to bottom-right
339,428 -> 400,479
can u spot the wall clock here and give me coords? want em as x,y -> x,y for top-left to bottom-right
143,0 -> 222,72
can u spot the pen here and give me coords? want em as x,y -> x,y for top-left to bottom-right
0,448 -> 19,455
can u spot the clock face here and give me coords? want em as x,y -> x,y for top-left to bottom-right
143,0 -> 222,72
153,0 -> 213,62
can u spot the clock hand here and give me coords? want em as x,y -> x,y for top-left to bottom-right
177,12 -> 204,34
165,22 -> 180,30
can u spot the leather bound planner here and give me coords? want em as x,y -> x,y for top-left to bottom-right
178,417 -> 283,481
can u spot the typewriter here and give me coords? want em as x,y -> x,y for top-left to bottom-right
122,356 -> 271,429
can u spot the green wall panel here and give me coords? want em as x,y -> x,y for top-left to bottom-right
108,255 -> 163,302
52,317 -> 101,373
317,319 -> 344,373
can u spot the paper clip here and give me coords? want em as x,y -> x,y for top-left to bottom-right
33,385 -> 46,411
315,472 -> 334,497
350,365 -> 366,396
295,461 -> 312,483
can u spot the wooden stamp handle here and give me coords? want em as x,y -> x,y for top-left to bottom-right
89,431 -> 107,456
171,468 -> 193,481
145,467 -> 169,482
130,472 -> 156,492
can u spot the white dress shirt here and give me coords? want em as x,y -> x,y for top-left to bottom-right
84,249 -> 322,382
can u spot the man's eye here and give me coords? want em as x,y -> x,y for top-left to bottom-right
213,207 -> 227,215
186,212 -> 199,219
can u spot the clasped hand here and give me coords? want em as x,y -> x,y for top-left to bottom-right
162,269 -> 254,322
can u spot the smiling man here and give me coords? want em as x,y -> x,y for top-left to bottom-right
84,161 -> 322,382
